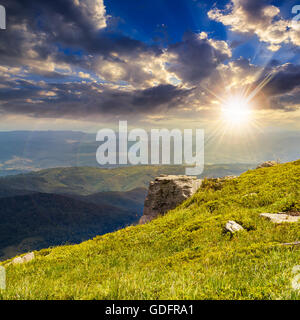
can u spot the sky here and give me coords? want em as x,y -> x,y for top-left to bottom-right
0,0 -> 299,133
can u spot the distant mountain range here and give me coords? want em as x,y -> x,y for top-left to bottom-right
0,130 -> 299,176
0,164 -> 254,260
0,188 -> 147,260
0,164 -> 254,195
0,192 -> 143,259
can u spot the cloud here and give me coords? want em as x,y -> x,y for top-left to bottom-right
208,0 -> 299,51
73,0 -> 107,30
0,0 -> 235,120
263,63 -> 300,96
166,32 -> 232,85
0,78 -> 192,120
0,0 -> 149,72
0,0 -> 298,124
224,62 -> 300,112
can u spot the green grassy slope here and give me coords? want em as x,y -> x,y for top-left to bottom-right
1,161 -> 299,300
0,164 -> 254,196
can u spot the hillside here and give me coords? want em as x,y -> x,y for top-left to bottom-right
76,188 -> 147,212
0,164 -> 254,196
0,186 -> 34,199
0,193 -> 143,260
1,160 -> 299,300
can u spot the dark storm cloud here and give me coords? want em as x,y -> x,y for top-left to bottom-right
244,63 -> 300,111
257,64 -> 300,111
0,79 -> 192,119
261,64 -> 300,97
167,33 -> 231,84
0,0 -> 156,68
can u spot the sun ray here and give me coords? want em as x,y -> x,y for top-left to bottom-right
245,72 -> 275,104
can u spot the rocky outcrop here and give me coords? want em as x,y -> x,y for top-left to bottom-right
260,213 -> 300,224
139,175 -> 202,224
12,252 -> 35,265
256,161 -> 278,169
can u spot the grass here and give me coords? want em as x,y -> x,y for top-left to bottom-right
0,160 -> 299,300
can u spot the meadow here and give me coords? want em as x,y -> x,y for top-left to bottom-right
1,160 -> 299,300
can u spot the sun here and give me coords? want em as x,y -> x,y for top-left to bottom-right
221,96 -> 252,126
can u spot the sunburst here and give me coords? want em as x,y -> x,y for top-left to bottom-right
221,95 -> 252,126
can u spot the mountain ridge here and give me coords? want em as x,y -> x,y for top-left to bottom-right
0,190 -> 145,260
0,164 -> 254,195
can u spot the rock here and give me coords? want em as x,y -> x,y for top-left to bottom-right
260,213 -> 300,224
138,215 -> 154,225
225,221 -> 244,233
139,175 -> 202,224
280,241 -> 300,246
12,252 -> 35,265
223,175 -> 238,180
242,193 -> 258,198
256,161 -> 278,169
202,176 -> 238,191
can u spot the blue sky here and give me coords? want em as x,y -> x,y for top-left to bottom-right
105,0 -> 226,44
0,0 -> 299,132
104,1 -> 296,56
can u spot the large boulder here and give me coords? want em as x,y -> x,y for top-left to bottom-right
139,175 -> 202,224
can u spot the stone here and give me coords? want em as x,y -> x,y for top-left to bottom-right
12,252 -> 35,265
139,175 -> 202,224
223,175 -> 238,180
225,221 -> 244,233
256,161 -> 278,169
260,213 -> 300,224
242,193 -> 258,198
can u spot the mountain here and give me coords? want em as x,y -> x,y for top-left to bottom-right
0,131 -> 97,174
76,188 -> 147,212
0,164 -> 254,196
1,160 -> 299,300
0,164 -> 249,260
0,186 -> 34,198
0,130 -> 299,176
0,192 -> 143,260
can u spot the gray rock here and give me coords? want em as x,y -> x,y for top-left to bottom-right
256,161 -> 278,169
139,175 -> 202,224
242,193 -> 258,198
225,221 -> 244,233
260,213 -> 300,224
12,252 -> 35,265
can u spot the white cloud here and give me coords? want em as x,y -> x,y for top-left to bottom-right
73,0 -> 108,30
208,0 -> 299,51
